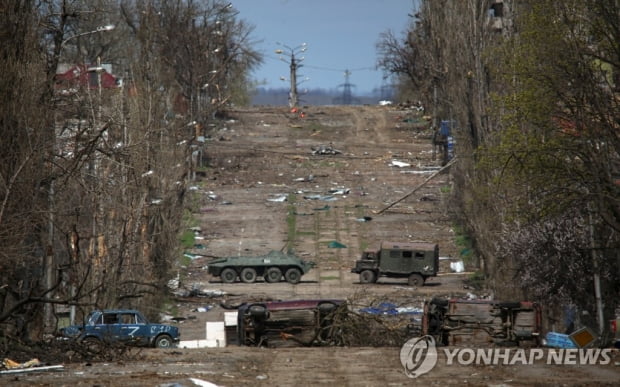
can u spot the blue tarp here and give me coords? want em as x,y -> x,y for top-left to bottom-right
359,302 -> 423,315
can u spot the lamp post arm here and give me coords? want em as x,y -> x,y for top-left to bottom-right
61,24 -> 115,47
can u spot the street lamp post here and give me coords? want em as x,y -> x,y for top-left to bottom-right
45,24 -> 115,331
60,24 -> 115,48
275,42 -> 307,108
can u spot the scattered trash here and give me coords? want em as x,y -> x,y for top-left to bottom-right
399,170 -> 435,174
304,194 -> 336,201
3,358 -> 41,369
0,358 -> 63,375
189,377 -> 221,387
311,144 -> 342,155
544,332 -> 578,348
167,274 -> 180,289
450,260 -> 465,273
389,160 -> 411,168
465,292 -> 478,300
313,205 -> 331,211
293,175 -> 314,182
419,195 -> 438,201
193,306 -> 213,313
328,188 -> 350,195
267,195 -> 288,202
184,253 -> 206,260
328,241 -> 347,248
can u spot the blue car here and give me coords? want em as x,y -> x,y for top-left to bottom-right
60,309 -> 180,348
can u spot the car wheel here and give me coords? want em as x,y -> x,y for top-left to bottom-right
155,334 -> 173,348
359,270 -> 376,284
285,267 -> 302,284
498,302 -> 522,309
264,267 -> 282,283
318,302 -> 337,314
248,304 -> 268,318
408,273 -> 424,287
221,268 -> 237,283
240,267 -> 257,283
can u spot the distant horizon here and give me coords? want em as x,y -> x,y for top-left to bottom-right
250,85 -> 396,106
253,85 -> 394,97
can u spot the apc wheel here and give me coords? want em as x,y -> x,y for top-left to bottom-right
155,334 -> 173,348
359,270 -> 376,284
264,267 -> 282,283
285,267 -> 302,284
408,273 -> 424,287
240,267 -> 257,283
221,268 -> 237,283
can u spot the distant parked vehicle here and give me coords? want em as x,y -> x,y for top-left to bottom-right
207,250 -> 315,284
351,241 -> 439,286
59,309 -> 180,348
237,299 -> 345,347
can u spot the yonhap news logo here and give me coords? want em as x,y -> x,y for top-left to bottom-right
399,335 -> 438,378
400,336 -> 613,378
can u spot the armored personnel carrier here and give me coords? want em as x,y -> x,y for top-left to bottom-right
207,250 -> 315,284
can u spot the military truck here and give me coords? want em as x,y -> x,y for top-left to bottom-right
351,241 -> 439,286
207,250 -> 315,284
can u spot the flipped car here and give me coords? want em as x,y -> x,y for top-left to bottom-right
237,299 -> 345,347
59,309 -> 180,348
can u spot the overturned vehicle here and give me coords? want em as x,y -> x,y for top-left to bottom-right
207,250 -> 316,284
422,298 -> 542,346
237,299 -> 346,347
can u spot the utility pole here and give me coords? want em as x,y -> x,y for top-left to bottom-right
275,43 -> 307,108
48,24 -> 115,331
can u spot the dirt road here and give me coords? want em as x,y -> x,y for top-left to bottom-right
9,105 -> 619,386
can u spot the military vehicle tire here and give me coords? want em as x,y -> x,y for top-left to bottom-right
221,268 -> 237,283
264,267 -> 282,283
285,267 -> 302,284
240,267 -> 257,283
359,270 -> 376,284
155,334 -> 174,348
408,273 -> 424,287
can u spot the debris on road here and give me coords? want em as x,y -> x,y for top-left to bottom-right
389,160 -> 410,168
311,144 -> 342,155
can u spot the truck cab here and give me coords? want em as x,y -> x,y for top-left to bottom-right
351,241 -> 439,286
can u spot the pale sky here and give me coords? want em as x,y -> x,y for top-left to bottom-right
232,0 -> 417,95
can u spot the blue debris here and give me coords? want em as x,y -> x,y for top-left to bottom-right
359,302 -> 423,315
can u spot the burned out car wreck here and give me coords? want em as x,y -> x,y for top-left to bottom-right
422,298 -> 542,346
237,299 -> 346,347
